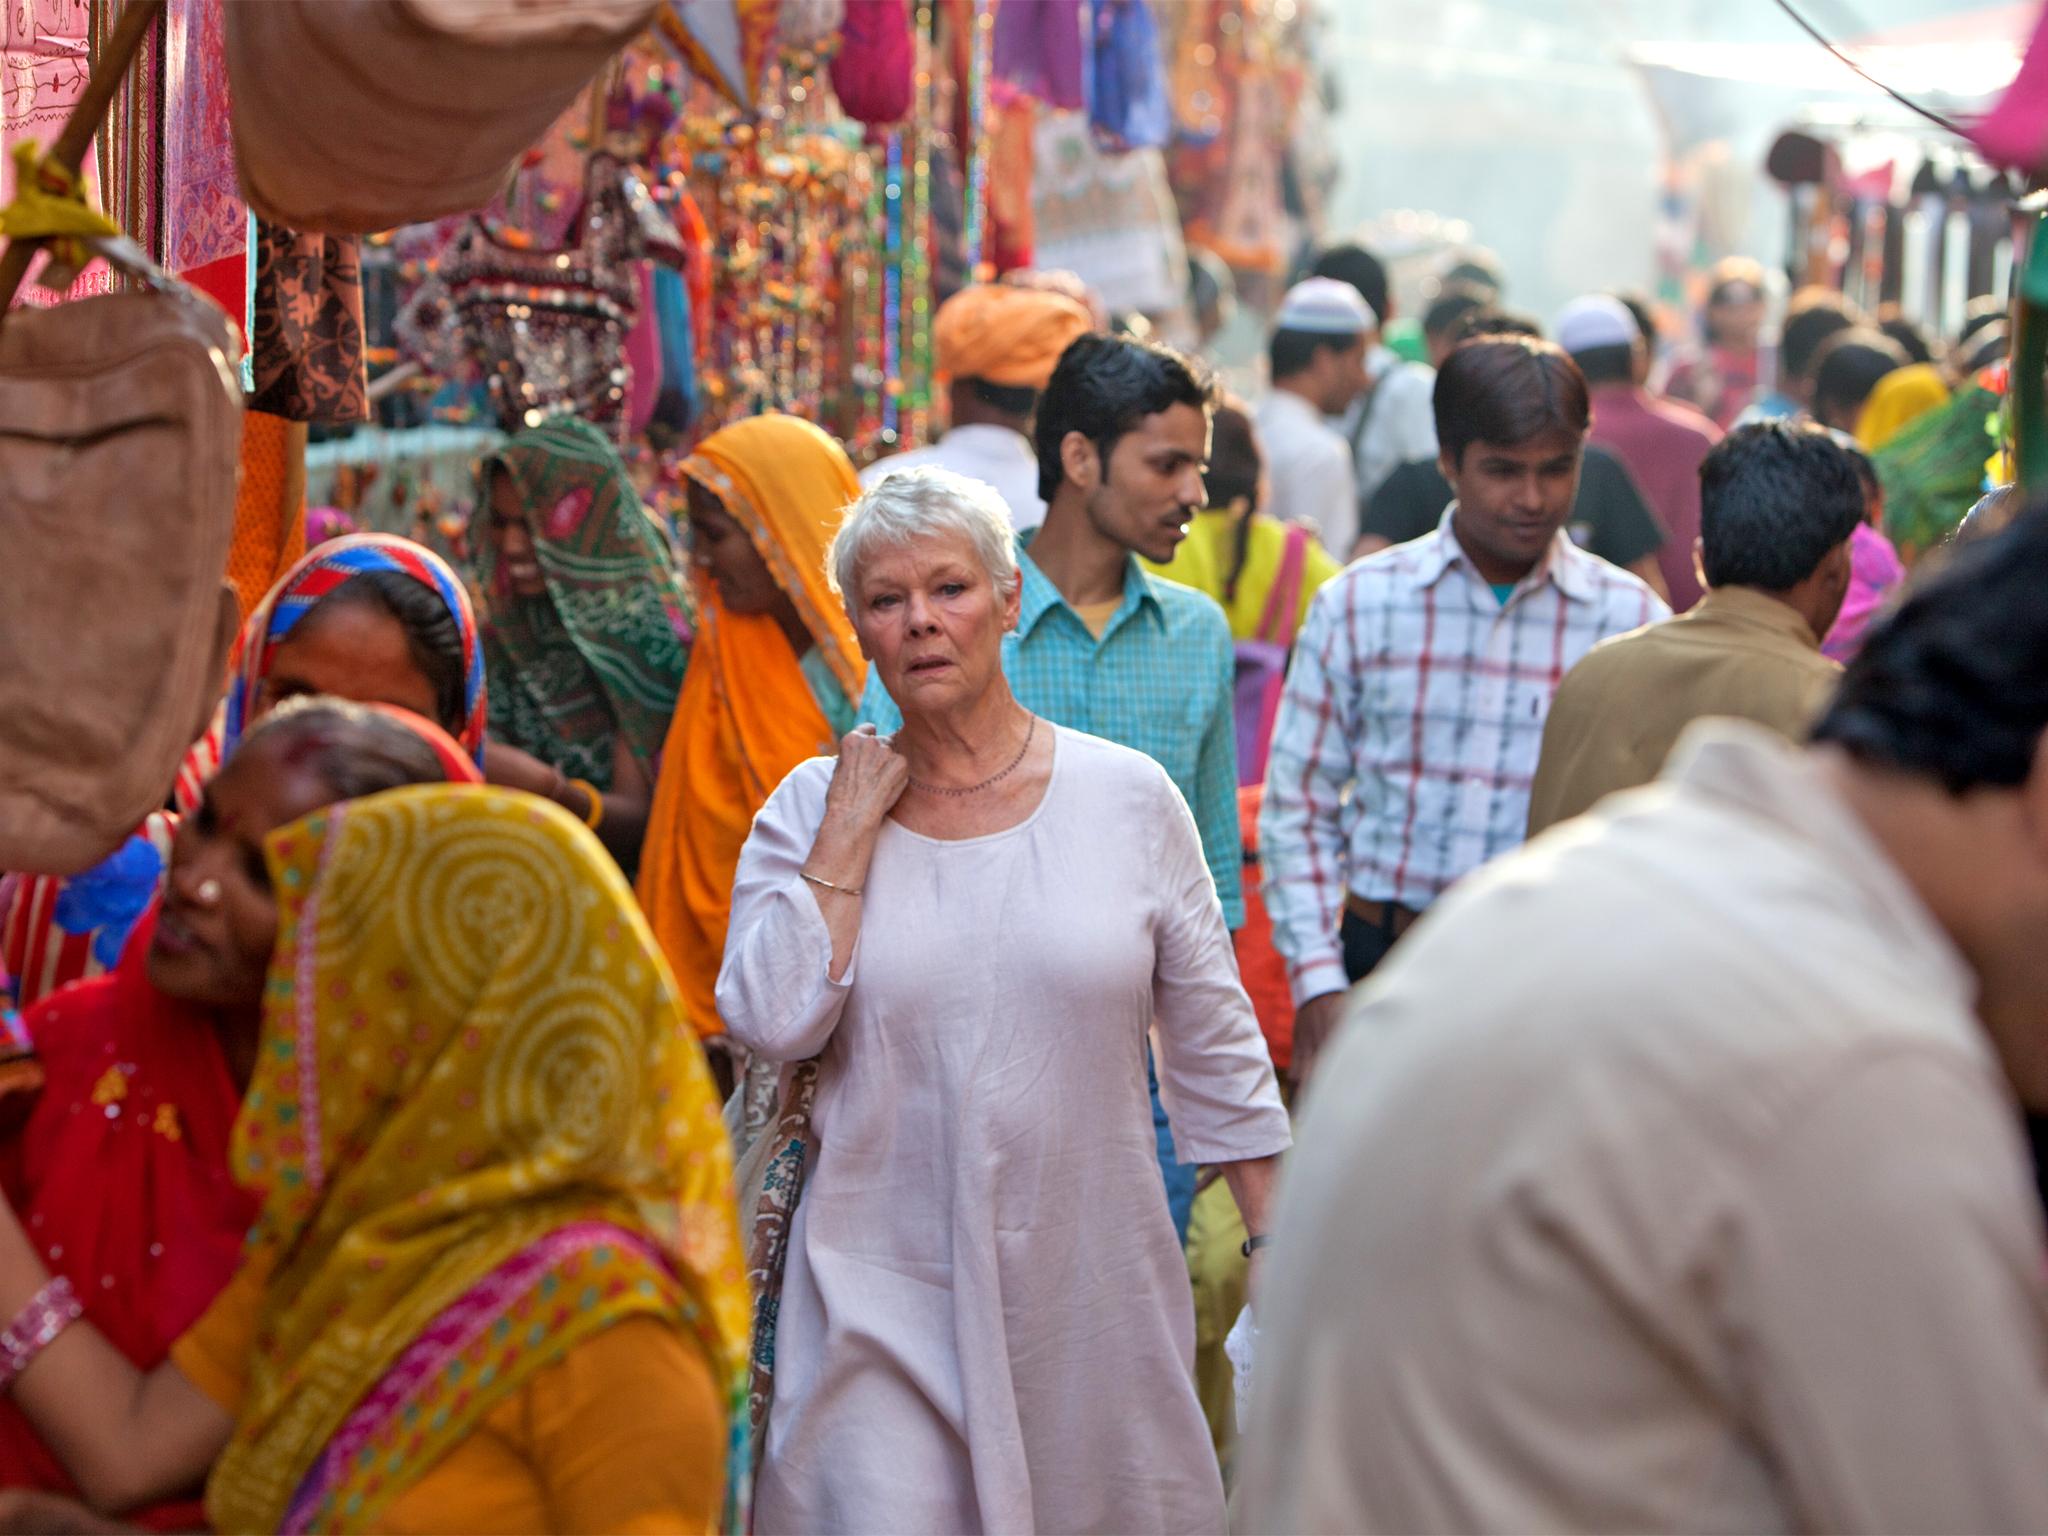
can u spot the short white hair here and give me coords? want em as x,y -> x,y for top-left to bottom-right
829,465 -> 1022,606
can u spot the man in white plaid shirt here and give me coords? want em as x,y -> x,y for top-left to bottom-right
1262,336 -> 1668,1082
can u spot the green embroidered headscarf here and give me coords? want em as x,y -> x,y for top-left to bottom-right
473,418 -> 692,785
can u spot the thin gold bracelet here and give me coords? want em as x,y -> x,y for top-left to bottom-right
801,871 -> 863,898
565,777 -> 605,831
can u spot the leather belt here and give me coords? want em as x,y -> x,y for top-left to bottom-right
1344,893 -> 1423,938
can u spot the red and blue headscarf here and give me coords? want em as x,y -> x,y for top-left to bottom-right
222,534 -> 488,766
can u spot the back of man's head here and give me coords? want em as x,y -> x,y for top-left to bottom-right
1424,288 -> 1489,344
1034,332 -> 1213,502
1780,288 -> 1861,386
1810,329 -> 1911,429
1699,422 -> 1864,592
1310,242 -> 1391,323
1433,335 -> 1588,465
1813,502 -> 2048,793
1453,307 -> 1542,344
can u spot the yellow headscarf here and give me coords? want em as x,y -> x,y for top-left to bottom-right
637,414 -> 865,1038
1856,362 -> 1951,452
207,785 -> 750,1534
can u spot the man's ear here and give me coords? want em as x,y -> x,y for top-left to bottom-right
1061,429 -> 1101,494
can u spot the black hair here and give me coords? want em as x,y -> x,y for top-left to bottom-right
1810,329 -> 1910,425
1269,327 -> 1360,382
301,569 -> 469,738
1452,307 -> 1541,344
235,696 -> 453,799
967,377 -> 1039,418
1442,252 -> 1505,299
1874,305 -> 1936,367
1570,343 -> 1636,387
1780,290 -> 1860,382
1961,323 -> 2010,373
1206,399 -> 1262,517
1813,500 -> 2048,794
1434,336 -> 1589,466
1840,439 -> 1881,503
1958,294 -> 2008,348
1309,241 -> 1390,322
1202,401 -> 1265,604
1611,291 -> 1657,350
1423,288 -> 1488,341
1698,422 -> 1865,591
1034,333 -> 1215,502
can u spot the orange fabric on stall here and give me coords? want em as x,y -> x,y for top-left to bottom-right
227,411 -> 309,628
1233,784 -> 1294,1074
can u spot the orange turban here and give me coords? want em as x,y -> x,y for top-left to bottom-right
934,283 -> 1094,390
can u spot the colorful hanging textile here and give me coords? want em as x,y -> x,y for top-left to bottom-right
994,0 -> 1084,109
248,222 -> 368,424
161,0 -> 247,319
1088,0 -> 1171,151
657,0 -> 778,111
397,154 -> 682,443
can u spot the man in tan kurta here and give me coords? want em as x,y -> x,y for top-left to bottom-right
1238,507 -> 2048,1534
1527,421 -> 1860,834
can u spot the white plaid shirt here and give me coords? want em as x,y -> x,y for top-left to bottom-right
1261,505 -> 1667,1003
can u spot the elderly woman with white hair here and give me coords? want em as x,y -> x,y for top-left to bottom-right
718,466 -> 1290,1535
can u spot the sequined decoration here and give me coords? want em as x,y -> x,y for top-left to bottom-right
905,0 -> 937,452
963,0 -> 995,281
396,153 -> 681,443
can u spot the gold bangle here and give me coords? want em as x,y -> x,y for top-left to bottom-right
801,871 -> 863,898
566,777 -> 604,831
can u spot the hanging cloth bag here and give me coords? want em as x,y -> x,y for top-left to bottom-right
224,0 -> 658,235
0,0 -> 243,876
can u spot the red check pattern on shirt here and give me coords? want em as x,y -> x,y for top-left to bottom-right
1261,506 -> 1667,1004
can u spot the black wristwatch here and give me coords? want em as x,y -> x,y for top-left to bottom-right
1241,1234 -> 1273,1258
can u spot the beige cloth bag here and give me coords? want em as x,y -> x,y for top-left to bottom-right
225,0 -> 659,235
0,285 -> 243,875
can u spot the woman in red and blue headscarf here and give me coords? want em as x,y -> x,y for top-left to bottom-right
2,535 -> 487,1010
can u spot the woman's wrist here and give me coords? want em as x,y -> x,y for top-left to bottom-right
0,1274 -> 81,1389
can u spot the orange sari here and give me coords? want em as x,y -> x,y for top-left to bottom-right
637,415 -> 865,1037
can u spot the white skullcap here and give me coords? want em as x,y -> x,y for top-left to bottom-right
1276,276 -> 1377,336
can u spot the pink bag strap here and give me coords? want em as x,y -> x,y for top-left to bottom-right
1255,523 -> 1311,648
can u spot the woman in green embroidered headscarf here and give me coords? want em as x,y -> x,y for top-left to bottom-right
471,417 -> 692,873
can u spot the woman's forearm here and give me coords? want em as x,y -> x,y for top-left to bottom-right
802,804 -> 885,981
1220,1153 -> 1281,1243
0,1197 -> 229,1511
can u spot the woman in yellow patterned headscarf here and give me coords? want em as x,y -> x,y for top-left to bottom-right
0,785 -> 750,1535
1855,362 -> 1950,452
636,413 -> 865,1046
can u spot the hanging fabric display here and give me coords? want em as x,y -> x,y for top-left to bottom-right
657,0 -> 780,111
994,0 -> 1084,111
247,222 -> 369,423
1088,0 -> 1171,152
395,153 -> 683,443
161,0 -> 248,322
829,0 -> 915,127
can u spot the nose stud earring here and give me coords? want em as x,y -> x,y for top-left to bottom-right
195,878 -> 222,905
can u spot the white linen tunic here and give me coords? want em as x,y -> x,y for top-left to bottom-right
718,726 -> 1291,1536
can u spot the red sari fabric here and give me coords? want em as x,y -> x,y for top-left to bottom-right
0,907 -> 253,1528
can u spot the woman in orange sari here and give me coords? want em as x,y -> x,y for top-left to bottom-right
636,414 -> 865,1065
